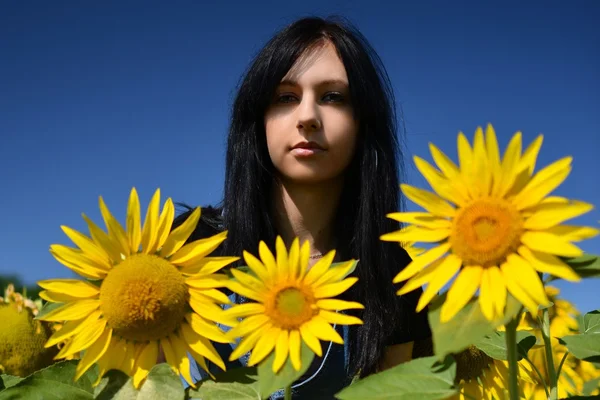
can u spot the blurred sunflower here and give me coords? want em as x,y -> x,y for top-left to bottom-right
451,345 -> 535,400
0,284 -> 57,376
382,124 -> 598,322
225,237 -> 363,372
37,188 -> 238,388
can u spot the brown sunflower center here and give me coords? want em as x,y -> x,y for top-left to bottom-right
264,285 -> 318,330
450,198 -> 523,267
100,254 -> 189,341
454,346 -> 494,383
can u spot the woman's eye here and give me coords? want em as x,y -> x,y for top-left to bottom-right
276,94 -> 298,104
322,92 -> 345,103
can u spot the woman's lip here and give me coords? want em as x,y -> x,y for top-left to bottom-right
290,147 -> 325,156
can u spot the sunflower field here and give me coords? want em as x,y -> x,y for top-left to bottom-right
1,124 -> 598,400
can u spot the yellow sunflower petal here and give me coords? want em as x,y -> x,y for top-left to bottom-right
414,156 -> 467,206
479,268 -> 495,321
545,225 -> 599,242
179,256 -> 239,276
39,299 -> 100,322
440,266 -> 483,322
160,207 -> 201,258
188,292 -> 238,326
96,337 -> 128,384
60,226 -> 111,267
74,327 -> 112,381
119,342 -> 138,376
225,281 -> 265,303
496,132 -> 522,197
49,245 -> 109,279
229,269 -> 266,292
303,250 -> 336,286
518,134 -> 544,174
400,184 -> 456,217
312,260 -> 355,287
288,238 -> 300,279
99,196 -> 130,257
44,310 -> 102,348
152,197 -> 175,253
39,290 -> 95,303
169,230 -> 227,266
126,188 -> 142,254
297,240 -> 310,280
521,231 -> 583,258
513,157 -> 572,210
457,132 -> 473,175
259,240 -> 278,277
381,226 -> 451,244
304,316 -> 344,344
300,325 -> 322,358
501,256 -> 549,313
313,277 -> 358,299
393,243 -> 451,283
185,313 -> 233,344
222,302 -> 266,318
316,299 -> 364,311
488,266 -> 507,317
247,326 -> 279,367
160,337 -> 180,374
397,253 -> 458,295
37,279 -> 99,297
185,273 -> 230,289
471,126 -> 491,197
319,310 -> 362,325
170,333 -> 196,388
524,201 -> 593,230
56,318 -> 107,359
133,341 -> 158,389
140,189 -> 161,254
227,314 -> 270,338
386,212 -> 451,229
181,323 -> 226,371
275,236 -> 289,278
230,328 -> 264,361
415,255 -> 462,312
289,329 -> 302,371
242,251 -> 272,283
518,246 -> 580,282
273,329 -> 290,373
82,213 -> 122,263
485,124 -> 502,194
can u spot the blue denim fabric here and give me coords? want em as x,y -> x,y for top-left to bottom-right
182,293 -> 352,399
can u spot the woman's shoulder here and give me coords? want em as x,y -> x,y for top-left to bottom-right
172,203 -> 225,242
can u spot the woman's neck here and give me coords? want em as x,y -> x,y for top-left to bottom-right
272,176 -> 344,257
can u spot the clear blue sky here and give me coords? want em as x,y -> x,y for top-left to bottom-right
1,1 -> 598,313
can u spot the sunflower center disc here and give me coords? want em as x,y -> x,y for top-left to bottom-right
266,286 -> 317,330
100,254 -> 188,341
454,346 -> 494,383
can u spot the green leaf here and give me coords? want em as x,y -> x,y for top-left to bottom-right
257,340 -> 316,398
335,356 -> 457,400
559,334 -> 600,362
474,331 -> 537,361
0,375 -> 23,390
561,254 -> 600,279
0,360 -> 95,400
93,364 -> 185,400
582,310 -> 600,334
34,302 -> 64,320
428,293 -> 521,358
187,380 -> 262,400
93,370 -> 136,400
582,377 -> 600,396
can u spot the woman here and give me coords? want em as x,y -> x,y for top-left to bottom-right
174,16 -> 432,398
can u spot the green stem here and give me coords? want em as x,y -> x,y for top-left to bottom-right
505,317 -> 520,400
524,355 -> 550,399
540,309 -> 558,400
556,351 -> 569,380
284,385 -> 292,400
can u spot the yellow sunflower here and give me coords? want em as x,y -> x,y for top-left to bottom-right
224,237 -> 363,372
381,124 -> 598,322
37,188 -> 239,388
452,345 -> 535,400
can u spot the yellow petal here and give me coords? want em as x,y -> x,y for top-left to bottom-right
39,299 -> 100,322
397,253 -> 458,295
479,268 -> 495,321
180,256 -> 239,276
226,281 -> 265,303
38,291 -> 95,303
488,266 -> 507,317
415,255 -> 462,312
160,337 -> 180,375
312,260 -> 356,287
275,236 -> 289,279
440,266 -> 482,322
313,277 -> 358,299
242,250 -> 272,283
191,288 -> 230,305
227,314 -> 270,338
96,337 -> 128,384
524,201 -> 594,230
99,196 -> 130,257
82,213 -> 122,263
298,240 -> 310,280
319,310 -> 362,325
289,329 -> 302,371
386,212 -> 451,229
229,269 -> 266,292
169,230 -> 227,266
300,325 -> 322,358
471,126 -> 491,197
185,313 -> 233,344
546,225 -> 599,242
222,302 -> 266,318
49,245 -> 109,279
316,299 -> 364,311
521,231 -> 583,258
485,124 -> 502,194
247,326 -> 279,366
118,342 -> 138,376
170,333 -> 196,388
56,318 -> 107,359
188,291 -> 238,326
400,184 -> 456,217
287,238 -> 301,280
273,329 -> 290,373
304,316 -> 344,344
393,243 -> 451,283
504,254 -> 550,309
37,279 -> 99,298
44,310 -> 102,348
126,188 -> 142,254
501,262 -> 540,314
457,132 -> 473,175
185,273 -> 230,289
181,323 -> 226,371
61,226 -> 111,266
518,246 -> 580,282
518,134 -> 544,175
496,132 -> 522,197
140,189 -> 161,254
74,327 -> 112,381
513,157 -> 572,210
414,156 -> 467,206
381,226 -> 451,244
230,328 -> 264,361
259,240 -> 278,277
152,198 -> 175,253
303,250 -> 336,286
132,341 -> 159,389
429,143 -> 460,179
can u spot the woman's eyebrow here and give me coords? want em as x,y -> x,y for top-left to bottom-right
277,78 -> 349,87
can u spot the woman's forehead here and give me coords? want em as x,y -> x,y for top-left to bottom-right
280,41 -> 348,87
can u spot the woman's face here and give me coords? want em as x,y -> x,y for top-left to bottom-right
265,41 -> 358,184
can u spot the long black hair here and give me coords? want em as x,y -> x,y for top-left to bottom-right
178,16 -> 426,379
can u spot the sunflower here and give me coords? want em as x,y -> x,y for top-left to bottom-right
452,345 -> 535,400
37,188 -> 239,388
0,284 -> 57,376
224,237 -> 363,372
381,124 -> 598,322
